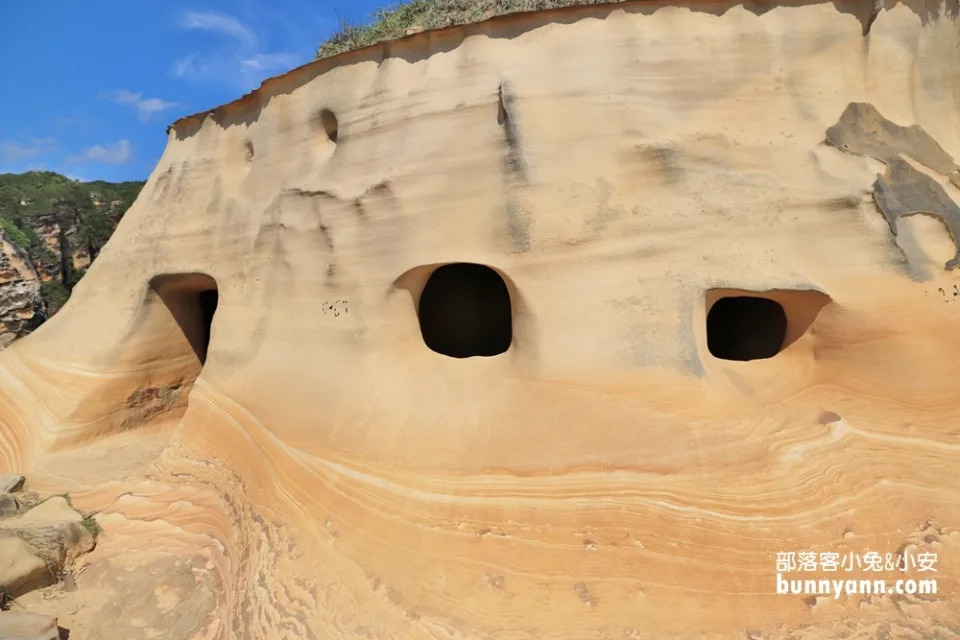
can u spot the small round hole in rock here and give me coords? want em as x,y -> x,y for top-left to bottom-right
243,141 -> 254,163
707,296 -> 787,361
319,109 -> 338,144
418,263 -> 512,359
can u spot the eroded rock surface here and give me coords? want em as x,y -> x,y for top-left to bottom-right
0,476 -> 25,493
0,1 -> 959,639
0,537 -> 50,599
0,233 -> 44,349
0,611 -> 60,640
826,102 -> 960,271
0,484 -> 96,616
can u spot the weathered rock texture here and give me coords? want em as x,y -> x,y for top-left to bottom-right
0,611 -> 61,640
0,232 -> 44,349
26,211 -> 79,283
0,172 -> 144,346
1,1 -> 960,638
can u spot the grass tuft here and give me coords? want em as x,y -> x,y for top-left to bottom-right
81,514 -> 102,538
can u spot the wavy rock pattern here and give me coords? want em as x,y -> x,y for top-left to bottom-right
1,1 -> 960,638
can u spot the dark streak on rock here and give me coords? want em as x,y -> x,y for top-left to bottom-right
818,411 -> 841,425
353,199 -> 367,219
826,102 -> 958,175
497,81 -> 527,182
635,144 -> 684,184
505,199 -> 532,253
573,581 -> 597,606
318,223 -> 334,251
826,102 -> 960,271
286,187 -> 341,202
152,165 -> 174,203
496,81 -> 533,253
587,177 -> 624,232
823,195 -> 862,211
873,157 -> 960,270
861,0 -> 883,36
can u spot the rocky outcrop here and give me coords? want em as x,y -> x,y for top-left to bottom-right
0,232 -> 44,349
0,173 -> 144,347
0,611 -> 61,640
0,476 -> 24,493
25,211 -> 76,284
3,1 -> 960,639
0,480 -> 96,616
0,537 -> 49,599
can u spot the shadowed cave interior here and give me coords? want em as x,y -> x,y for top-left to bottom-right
150,274 -> 220,365
707,296 -> 788,361
418,263 -> 512,359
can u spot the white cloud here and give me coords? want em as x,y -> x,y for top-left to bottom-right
0,138 -> 58,164
240,52 -> 303,72
67,140 -> 133,166
171,9 -> 308,87
179,10 -> 257,47
100,89 -> 182,122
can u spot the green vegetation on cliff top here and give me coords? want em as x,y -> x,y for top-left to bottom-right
0,171 -> 144,312
316,0 -> 615,59
0,171 -> 142,221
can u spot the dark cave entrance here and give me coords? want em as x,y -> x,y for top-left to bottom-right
197,289 -> 219,362
418,263 -> 512,359
150,274 -> 219,365
706,296 -> 787,361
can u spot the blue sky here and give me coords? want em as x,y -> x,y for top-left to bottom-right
0,1 -> 388,182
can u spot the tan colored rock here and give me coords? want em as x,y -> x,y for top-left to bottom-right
0,232 -> 44,349
0,497 -> 95,587
0,475 -> 24,493
25,212 -> 74,284
1,2 -> 960,639
0,494 -> 23,519
6,522 -> 94,572
0,537 -> 50,598
5,497 -> 81,527
0,611 -> 60,640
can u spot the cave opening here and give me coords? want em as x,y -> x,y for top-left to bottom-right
706,296 -> 787,361
318,109 -> 338,144
150,274 -> 219,365
418,263 -> 512,359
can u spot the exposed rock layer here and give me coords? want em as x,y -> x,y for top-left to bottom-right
0,232 -> 44,349
1,1 -> 960,638
0,172 -> 143,346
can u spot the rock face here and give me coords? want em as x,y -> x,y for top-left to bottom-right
0,172 -> 144,347
0,611 -> 60,640
0,232 -> 44,349
0,490 -> 96,610
1,1 -> 960,638
0,475 -> 25,493
26,211 -> 76,283
0,537 -> 50,598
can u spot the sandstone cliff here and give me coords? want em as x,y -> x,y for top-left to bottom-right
0,231 -> 45,349
0,172 -> 143,344
1,1 -> 960,638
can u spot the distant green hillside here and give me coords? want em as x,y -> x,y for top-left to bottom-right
0,171 -> 144,313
